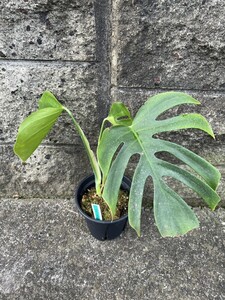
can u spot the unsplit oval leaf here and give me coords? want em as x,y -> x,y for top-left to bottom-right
14,107 -> 63,161
39,90 -> 63,109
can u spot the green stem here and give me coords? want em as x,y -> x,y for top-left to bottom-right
98,117 -> 108,146
63,106 -> 102,195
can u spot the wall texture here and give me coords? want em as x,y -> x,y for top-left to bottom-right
0,0 -> 224,206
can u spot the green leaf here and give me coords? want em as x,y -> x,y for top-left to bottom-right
155,160 -> 220,210
14,90 -> 102,196
14,107 -> 63,161
107,102 -> 132,126
39,90 -> 62,109
153,139 -> 221,190
98,91 -> 221,237
154,179 -> 199,237
134,91 -> 200,123
98,126 -> 132,182
128,156 -> 149,236
148,113 -> 215,137
99,127 -> 140,214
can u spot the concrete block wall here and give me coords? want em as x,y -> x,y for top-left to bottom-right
0,0 -> 224,206
0,0 -> 111,199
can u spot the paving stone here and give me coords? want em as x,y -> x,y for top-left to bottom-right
0,200 -> 224,300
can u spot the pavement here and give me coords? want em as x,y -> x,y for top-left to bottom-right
0,198 -> 225,300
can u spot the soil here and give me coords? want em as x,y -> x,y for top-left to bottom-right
81,188 -> 129,221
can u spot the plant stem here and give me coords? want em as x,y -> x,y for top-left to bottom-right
63,106 -> 102,195
98,117 -> 108,146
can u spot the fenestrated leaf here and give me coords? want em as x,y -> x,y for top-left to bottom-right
148,113 -> 215,137
135,111 -> 215,138
153,179 -> 199,237
128,156 -> 150,236
155,160 -> 220,210
134,91 -> 200,122
100,127 -> 141,214
152,139 -> 221,190
14,107 -> 63,161
98,91 -> 221,237
98,126 -> 132,183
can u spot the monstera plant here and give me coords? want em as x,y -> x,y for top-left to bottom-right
14,91 -> 221,237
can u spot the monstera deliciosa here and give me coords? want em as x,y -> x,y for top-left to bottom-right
14,91 -> 221,237
97,92 -> 221,237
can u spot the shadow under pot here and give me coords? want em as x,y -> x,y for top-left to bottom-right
75,174 -> 131,241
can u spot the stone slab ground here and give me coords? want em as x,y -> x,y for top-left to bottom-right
1,199 -> 225,300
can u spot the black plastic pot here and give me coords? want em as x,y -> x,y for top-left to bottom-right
75,174 -> 131,241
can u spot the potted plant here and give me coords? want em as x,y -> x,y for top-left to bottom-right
14,91 -> 221,240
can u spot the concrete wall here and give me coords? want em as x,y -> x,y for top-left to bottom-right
0,0 -> 224,206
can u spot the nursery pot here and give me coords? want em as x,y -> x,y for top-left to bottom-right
75,174 -> 131,241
